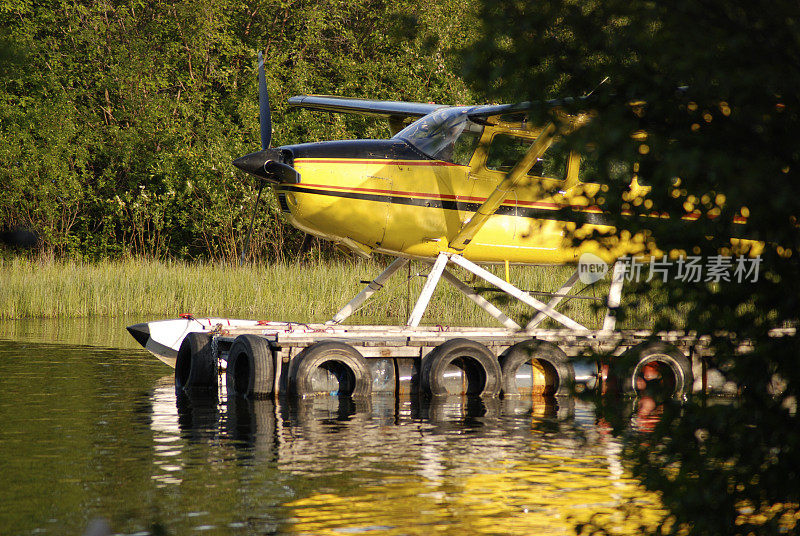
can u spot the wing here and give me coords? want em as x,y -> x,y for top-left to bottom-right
465,97 -> 590,124
288,95 -> 447,119
287,95 -> 585,120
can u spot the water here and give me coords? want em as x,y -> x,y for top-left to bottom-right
0,320 -> 664,535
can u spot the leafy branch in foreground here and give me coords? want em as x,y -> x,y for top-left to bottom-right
464,1 -> 799,534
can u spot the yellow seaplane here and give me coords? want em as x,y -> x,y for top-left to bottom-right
128,53 -> 754,365
230,54 -> 650,333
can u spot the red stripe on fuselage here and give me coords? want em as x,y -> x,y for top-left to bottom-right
293,163 -> 750,224
296,182 -> 604,213
294,158 -> 461,167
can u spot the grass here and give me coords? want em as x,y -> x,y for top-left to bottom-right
0,256 -> 653,329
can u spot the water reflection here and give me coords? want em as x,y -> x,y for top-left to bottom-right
0,335 -> 670,535
0,316 -> 150,349
225,395 -> 277,458
175,391 -> 220,441
146,383 -> 666,535
150,377 -> 185,487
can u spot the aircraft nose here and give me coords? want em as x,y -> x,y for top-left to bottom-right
127,322 -> 151,348
233,149 -> 300,184
233,150 -> 272,177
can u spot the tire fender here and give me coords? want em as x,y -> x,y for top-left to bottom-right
289,341 -> 372,398
175,332 -> 215,392
499,339 -> 574,397
421,338 -> 501,397
226,334 -> 275,398
619,341 -> 693,399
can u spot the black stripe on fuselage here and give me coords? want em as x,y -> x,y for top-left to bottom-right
279,184 -> 611,226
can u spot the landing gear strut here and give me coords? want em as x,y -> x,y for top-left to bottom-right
329,252 -> 625,332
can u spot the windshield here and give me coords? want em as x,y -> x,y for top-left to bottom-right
394,108 -> 484,165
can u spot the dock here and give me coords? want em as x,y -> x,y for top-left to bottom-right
165,321 -> 792,400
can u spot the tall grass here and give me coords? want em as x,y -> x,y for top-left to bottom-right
0,256 -> 652,328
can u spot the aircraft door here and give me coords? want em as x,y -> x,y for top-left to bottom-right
374,174 -> 392,248
381,122 -> 482,257
467,128 -> 572,252
359,170 -> 392,249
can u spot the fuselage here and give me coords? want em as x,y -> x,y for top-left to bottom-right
273,105 -> 644,265
259,105 -> 756,264
276,139 -> 611,264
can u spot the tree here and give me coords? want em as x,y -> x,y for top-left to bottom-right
463,1 -> 800,534
0,0 -> 479,260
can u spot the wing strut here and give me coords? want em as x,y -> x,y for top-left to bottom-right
449,122 -> 557,251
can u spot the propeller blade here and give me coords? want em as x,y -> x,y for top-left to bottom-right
258,51 -> 271,149
240,182 -> 264,266
237,51 -> 300,264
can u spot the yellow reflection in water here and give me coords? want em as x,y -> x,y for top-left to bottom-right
283,446 -> 663,535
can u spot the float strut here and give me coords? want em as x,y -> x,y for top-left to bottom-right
525,269 -> 581,330
407,252 -> 449,327
441,269 -> 521,330
450,254 -> 589,331
328,257 -> 409,324
602,262 -> 625,331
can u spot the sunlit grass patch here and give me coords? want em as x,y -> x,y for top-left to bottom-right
0,256 -> 654,329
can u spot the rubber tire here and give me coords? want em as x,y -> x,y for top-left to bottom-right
225,396 -> 276,446
289,342 -> 372,398
499,339 -> 574,397
421,338 -> 501,397
425,395 -> 501,422
226,334 -> 275,398
620,341 -> 693,399
175,332 -> 216,392
500,395 -> 575,421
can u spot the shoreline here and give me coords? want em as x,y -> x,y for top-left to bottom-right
0,256 -> 621,328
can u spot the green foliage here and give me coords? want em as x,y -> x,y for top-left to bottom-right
0,0 -> 478,260
464,1 -> 800,533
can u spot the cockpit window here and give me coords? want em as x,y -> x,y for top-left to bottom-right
486,133 -> 567,180
394,108 -> 484,165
